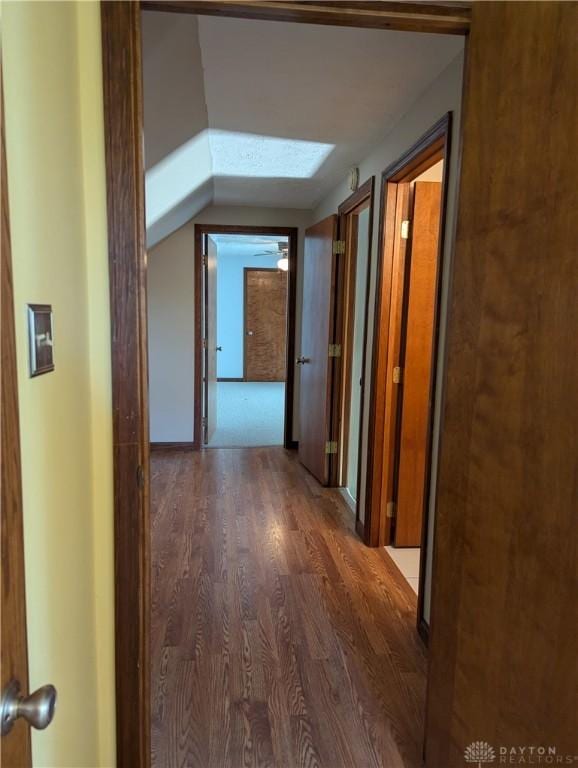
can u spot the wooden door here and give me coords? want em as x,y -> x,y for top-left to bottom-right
394,181 -> 442,546
1,76 -> 32,767
203,235 -> 217,443
244,268 -> 287,381
426,4 -> 577,765
298,215 -> 338,485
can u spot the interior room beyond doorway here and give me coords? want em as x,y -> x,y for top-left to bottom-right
201,231 -> 292,448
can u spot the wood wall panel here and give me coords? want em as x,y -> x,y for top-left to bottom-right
426,3 -> 578,764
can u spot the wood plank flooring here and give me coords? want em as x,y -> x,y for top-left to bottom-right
151,447 -> 426,768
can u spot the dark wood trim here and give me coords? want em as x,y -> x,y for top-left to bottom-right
415,117 -> 452,641
364,114 -> 450,544
194,224 -> 298,450
217,377 -> 244,382
150,442 -> 196,452
363,115 -> 451,646
337,178 -> 375,218
100,4 -> 151,768
141,1 -> 471,35
243,267 -> 287,383
1,68 -> 32,768
328,179 -> 375,519
417,617 -> 430,646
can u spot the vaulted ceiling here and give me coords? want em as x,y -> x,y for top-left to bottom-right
142,12 -> 463,246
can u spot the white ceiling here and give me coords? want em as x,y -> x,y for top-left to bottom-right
198,17 -> 462,209
142,13 -> 463,245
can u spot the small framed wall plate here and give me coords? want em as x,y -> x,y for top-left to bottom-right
27,304 -> 54,377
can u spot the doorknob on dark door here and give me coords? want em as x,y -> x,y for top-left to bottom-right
296,356 -> 311,365
1,679 -> 57,735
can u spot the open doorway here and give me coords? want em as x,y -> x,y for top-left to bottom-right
195,224 -> 298,449
332,180 -> 374,513
364,115 -> 451,640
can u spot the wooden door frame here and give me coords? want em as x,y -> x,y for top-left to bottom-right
1,70 -> 33,767
194,224 -> 298,450
329,179 -> 375,517
363,114 -> 451,640
102,3 -> 469,765
243,267 -> 288,383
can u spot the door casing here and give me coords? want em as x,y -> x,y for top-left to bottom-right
1,69 -> 33,768
194,223 -> 298,450
362,114 -> 451,643
101,6 -> 466,766
329,179 -> 375,523
102,5 -> 576,768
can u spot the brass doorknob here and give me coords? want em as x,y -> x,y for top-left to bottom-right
1,679 -> 57,735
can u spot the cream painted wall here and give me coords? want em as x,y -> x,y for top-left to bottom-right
2,2 -> 115,766
312,52 -> 464,622
147,205 -> 311,443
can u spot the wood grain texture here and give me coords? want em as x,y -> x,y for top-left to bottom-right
332,178 -> 375,500
140,1 -> 471,35
426,3 -> 578,764
151,447 -> 427,768
100,3 -> 151,766
1,70 -> 32,768
394,181 -> 442,547
365,116 -> 450,548
298,216 -> 338,485
244,268 -> 288,382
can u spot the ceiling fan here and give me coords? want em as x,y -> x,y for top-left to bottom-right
252,241 -> 289,271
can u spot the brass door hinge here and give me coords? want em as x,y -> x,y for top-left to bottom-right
393,366 -> 402,384
325,441 -> 338,455
332,240 -> 346,255
400,220 -> 411,240
328,343 -> 342,358
386,501 -> 397,519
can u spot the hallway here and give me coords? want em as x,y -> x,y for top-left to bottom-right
151,448 -> 427,768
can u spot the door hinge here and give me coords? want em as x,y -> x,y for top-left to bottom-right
328,343 -> 342,358
332,240 -> 346,255
392,365 -> 402,384
400,220 -> 411,240
202,253 -> 207,266
202,338 -> 207,349
386,501 -> 397,519
325,441 -> 338,455
202,417 -> 207,428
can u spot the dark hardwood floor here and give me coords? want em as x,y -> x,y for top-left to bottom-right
151,447 -> 426,768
